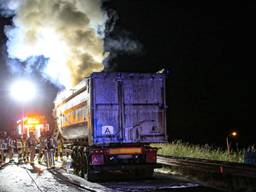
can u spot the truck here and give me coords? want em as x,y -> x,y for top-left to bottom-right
17,114 -> 49,139
53,72 -> 167,180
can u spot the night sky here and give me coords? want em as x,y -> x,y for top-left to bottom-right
0,1 -> 252,147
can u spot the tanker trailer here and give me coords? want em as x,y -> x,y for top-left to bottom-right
53,72 -> 167,181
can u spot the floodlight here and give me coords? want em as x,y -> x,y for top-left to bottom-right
10,79 -> 37,102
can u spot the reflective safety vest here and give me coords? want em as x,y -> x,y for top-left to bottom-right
0,143 -> 7,150
39,138 -> 46,150
17,141 -> 23,149
22,139 -> 28,152
2,139 -> 8,150
58,143 -> 63,153
27,137 -> 37,147
47,138 -> 57,150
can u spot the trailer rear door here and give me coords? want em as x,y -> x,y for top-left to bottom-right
92,73 -> 167,145
122,74 -> 167,143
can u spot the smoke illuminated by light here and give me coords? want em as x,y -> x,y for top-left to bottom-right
1,0 -> 108,88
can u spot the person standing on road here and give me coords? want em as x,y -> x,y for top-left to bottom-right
78,146 -> 86,177
56,137 -> 64,161
38,133 -> 46,164
46,134 -> 57,168
27,132 -> 38,164
7,135 -> 14,161
16,136 -> 23,163
2,132 -> 8,162
71,146 -> 79,175
21,134 -> 29,163
0,138 -> 4,163
10,136 -> 15,160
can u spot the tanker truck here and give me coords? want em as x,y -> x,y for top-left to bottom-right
53,72 -> 167,181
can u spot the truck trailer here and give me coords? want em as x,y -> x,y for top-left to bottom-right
53,72 -> 167,180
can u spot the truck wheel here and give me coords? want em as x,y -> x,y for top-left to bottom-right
135,168 -> 154,179
82,151 -> 88,178
87,167 -> 100,182
84,153 -> 100,181
143,168 -> 154,178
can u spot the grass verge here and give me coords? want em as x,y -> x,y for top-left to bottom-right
153,140 -> 245,163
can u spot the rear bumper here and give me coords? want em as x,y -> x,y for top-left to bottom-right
91,163 -> 162,171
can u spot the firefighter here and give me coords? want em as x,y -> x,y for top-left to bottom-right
71,146 -> 79,175
0,138 -> 4,163
7,136 -> 14,161
27,132 -> 38,164
16,136 -> 23,163
2,132 -> 8,162
38,133 -> 46,164
76,146 -> 82,176
45,134 -> 57,168
56,138 -> 64,161
78,146 -> 86,177
22,134 -> 29,163
59,139 -> 64,161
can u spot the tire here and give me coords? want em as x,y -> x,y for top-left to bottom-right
143,168 -> 154,178
84,152 -> 101,181
87,166 -> 101,182
134,168 -> 154,179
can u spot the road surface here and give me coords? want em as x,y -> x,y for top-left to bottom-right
0,158 -> 223,192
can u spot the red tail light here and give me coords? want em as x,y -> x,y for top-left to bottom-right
91,153 -> 104,165
145,149 -> 157,163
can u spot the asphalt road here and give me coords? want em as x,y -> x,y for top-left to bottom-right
0,158 -> 223,192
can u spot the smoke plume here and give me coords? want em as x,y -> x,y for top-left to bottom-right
1,0 -> 108,88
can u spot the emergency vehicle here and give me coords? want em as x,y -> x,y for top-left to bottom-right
17,115 -> 49,139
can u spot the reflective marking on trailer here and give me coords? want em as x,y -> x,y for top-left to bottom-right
109,147 -> 142,155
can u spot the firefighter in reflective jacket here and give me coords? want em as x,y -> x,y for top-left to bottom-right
38,134 -> 46,164
55,138 -> 64,161
2,132 -> 8,162
78,147 -> 86,177
71,146 -> 79,175
16,137 -> 23,163
22,134 -> 29,163
0,138 -> 6,163
7,136 -> 14,160
27,133 -> 38,164
46,135 -> 57,168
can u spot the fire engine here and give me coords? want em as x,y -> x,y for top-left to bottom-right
17,114 -> 49,139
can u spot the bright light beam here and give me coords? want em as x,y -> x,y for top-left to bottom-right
10,79 -> 37,102
231,131 -> 237,137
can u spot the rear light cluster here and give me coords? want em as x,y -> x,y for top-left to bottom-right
145,148 -> 157,164
90,149 -> 105,165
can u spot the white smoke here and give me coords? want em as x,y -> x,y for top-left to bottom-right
1,0 -> 108,88
105,36 -> 143,54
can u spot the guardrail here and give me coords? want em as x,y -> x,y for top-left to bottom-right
157,155 -> 256,192
157,155 -> 256,178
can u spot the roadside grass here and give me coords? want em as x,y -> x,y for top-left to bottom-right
153,140 -> 245,163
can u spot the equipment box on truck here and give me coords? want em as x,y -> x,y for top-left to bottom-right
54,72 -> 167,180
